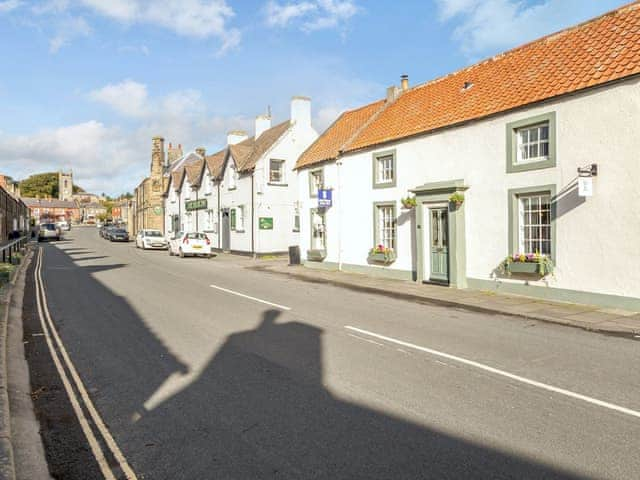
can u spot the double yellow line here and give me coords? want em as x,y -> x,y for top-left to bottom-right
34,248 -> 137,480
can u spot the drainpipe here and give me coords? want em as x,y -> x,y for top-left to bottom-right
194,188 -> 199,232
336,157 -> 343,271
251,171 -> 256,257
217,182 -> 221,249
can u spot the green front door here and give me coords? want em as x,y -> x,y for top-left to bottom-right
429,207 -> 449,283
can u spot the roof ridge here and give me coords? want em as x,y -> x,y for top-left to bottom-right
338,100 -> 389,155
409,0 -> 640,95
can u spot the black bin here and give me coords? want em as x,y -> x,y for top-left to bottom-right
288,245 -> 301,265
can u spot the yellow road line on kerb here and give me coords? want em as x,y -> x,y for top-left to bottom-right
345,325 -> 640,420
35,248 -> 138,479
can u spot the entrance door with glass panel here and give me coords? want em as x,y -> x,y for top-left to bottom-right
429,207 -> 449,283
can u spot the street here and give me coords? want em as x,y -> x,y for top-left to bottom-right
23,228 -> 640,479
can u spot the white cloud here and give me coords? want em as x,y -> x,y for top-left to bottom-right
265,1 -> 317,27
264,0 -> 358,31
0,0 -> 21,14
79,0 -> 241,55
48,15 -> 91,52
89,80 -> 149,118
118,44 -> 150,56
435,0 -> 619,58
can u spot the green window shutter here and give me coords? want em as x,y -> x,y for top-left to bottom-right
230,209 -> 236,230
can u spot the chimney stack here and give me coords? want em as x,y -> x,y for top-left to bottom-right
255,114 -> 272,139
195,147 -> 206,158
151,136 -> 165,173
291,96 -> 311,128
401,74 -> 409,91
227,130 -> 249,145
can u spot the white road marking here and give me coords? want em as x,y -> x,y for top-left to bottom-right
345,325 -> 640,420
209,284 -> 291,311
347,333 -> 384,347
35,248 -> 138,479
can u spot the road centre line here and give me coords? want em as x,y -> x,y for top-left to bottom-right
35,248 -> 138,479
209,284 -> 292,311
345,325 -> 640,420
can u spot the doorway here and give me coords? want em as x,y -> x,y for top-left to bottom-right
221,209 -> 231,251
428,207 -> 449,284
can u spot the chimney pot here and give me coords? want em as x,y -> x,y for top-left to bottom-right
195,147 -> 206,157
401,74 -> 409,91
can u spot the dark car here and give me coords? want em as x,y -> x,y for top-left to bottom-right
109,228 -> 129,242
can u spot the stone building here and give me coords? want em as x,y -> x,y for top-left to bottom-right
58,171 -> 73,201
134,136 -> 167,234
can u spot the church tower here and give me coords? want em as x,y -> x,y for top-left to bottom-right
58,171 -> 73,201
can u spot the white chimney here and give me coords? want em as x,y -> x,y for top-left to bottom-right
227,130 -> 248,145
291,96 -> 311,128
255,115 -> 272,139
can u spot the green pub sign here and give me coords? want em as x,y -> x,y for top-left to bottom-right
185,198 -> 207,211
259,217 -> 273,230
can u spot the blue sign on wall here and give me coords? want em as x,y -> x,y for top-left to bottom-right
318,189 -> 332,208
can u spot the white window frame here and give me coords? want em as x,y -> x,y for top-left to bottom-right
518,193 -> 552,256
269,159 -> 286,184
374,203 -> 397,251
516,123 -> 550,164
309,169 -> 324,197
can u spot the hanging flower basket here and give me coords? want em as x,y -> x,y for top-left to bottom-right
401,196 -> 417,209
368,245 -> 396,265
449,192 -> 465,208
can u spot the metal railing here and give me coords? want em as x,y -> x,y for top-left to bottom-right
1,236 -> 28,264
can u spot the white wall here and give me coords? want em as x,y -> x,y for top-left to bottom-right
298,77 -> 640,300
165,182 -> 181,239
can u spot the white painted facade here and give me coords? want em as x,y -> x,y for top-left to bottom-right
219,98 -> 318,254
297,77 -> 640,307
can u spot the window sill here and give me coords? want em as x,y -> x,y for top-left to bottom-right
292,229 -> 300,233
228,187 -> 237,191
234,229 -> 245,233
268,182 -> 288,187
204,193 -> 212,196
373,180 -> 396,189
507,158 -> 556,173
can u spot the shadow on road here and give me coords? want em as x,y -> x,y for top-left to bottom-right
30,243 -> 590,479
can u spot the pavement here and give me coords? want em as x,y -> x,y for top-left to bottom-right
17,228 -> 640,479
248,259 -> 640,337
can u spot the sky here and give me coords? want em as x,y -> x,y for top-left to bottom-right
0,0 -> 630,195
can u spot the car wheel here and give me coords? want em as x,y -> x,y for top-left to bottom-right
179,248 -> 184,258
168,247 -> 173,256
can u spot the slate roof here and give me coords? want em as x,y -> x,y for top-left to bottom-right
229,121 -> 291,172
297,1 -> 640,167
21,198 -> 78,209
185,159 -> 205,187
205,149 -> 227,179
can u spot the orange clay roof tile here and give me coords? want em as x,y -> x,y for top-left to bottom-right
335,1 -> 640,153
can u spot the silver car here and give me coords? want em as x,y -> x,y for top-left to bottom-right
38,223 -> 61,241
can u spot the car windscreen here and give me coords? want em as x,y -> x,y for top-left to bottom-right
113,229 -> 127,234
41,224 -> 56,231
186,233 -> 207,240
145,231 -> 163,237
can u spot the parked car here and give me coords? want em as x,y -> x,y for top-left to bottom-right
108,228 -> 129,242
168,232 -> 213,258
101,225 -> 115,239
38,223 -> 60,241
56,220 -> 71,231
136,230 -> 168,250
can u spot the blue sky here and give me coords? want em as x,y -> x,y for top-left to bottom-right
0,0 -> 629,195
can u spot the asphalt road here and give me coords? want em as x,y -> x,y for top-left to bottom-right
23,227 -> 640,479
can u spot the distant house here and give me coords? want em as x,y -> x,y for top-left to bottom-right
22,198 -> 80,223
295,3 -> 640,310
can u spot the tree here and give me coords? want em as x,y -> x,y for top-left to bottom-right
20,173 -> 58,198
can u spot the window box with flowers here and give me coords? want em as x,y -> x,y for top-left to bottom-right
501,253 -> 554,277
368,245 -> 396,265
